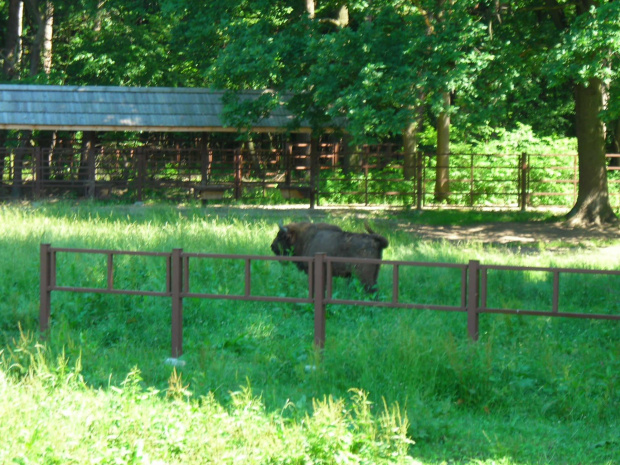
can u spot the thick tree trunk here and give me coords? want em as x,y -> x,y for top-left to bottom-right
435,92 -> 450,203
26,0 -> 54,76
403,107 -> 423,181
566,78 -> 618,226
42,1 -> 54,74
2,0 -> 24,79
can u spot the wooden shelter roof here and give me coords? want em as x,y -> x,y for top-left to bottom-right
0,84 -> 310,133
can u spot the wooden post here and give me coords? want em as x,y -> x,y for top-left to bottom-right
309,135 -> 319,209
136,148 -> 145,202
469,153 -> 475,207
519,152 -> 528,211
34,147 -> 42,199
170,248 -> 184,358
467,260 -> 480,341
87,145 -> 96,198
416,151 -> 423,210
234,149 -> 242,200
199,134 -> 209,186
313,253 -> 326,349
39,243 -> 52,334
364,146 -> 369,205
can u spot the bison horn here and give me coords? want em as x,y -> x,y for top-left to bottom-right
278,221 -> 287,233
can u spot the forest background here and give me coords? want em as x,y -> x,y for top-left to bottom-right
1,0 -> 620,225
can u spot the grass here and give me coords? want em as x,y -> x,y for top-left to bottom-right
0,200 -> 619,464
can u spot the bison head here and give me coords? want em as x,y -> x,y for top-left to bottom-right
271,223 -> 295,256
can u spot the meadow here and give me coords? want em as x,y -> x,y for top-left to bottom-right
0,201 -> 619,464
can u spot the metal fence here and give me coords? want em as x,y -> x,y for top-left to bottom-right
3,146 -> 619,208
39,244 -> 620,359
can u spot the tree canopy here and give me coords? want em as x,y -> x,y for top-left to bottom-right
0,0 -> 618,224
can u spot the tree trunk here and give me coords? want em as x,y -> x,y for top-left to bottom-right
435,92 -> 450,203
566,78 -> 618,226
25,0 -> 46,76
305,0 -> 315,18
403,107 -> 423,181
2,0 -> 24,79
43,0 -> 54,74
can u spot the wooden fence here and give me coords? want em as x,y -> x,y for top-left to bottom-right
39,244 -> 620,359
3,146 -> 619,208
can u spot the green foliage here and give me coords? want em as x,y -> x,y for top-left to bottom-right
50,0 -> 177,86
450,123 -> 577,155
546,2 -> 620,89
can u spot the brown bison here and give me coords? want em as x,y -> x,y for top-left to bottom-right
270,222 -> 389,292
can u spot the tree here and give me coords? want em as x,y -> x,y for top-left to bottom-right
24,0 -> 54,76
52,0 -> 175,86
544,0 -> 620,225
2,0 -> 24,80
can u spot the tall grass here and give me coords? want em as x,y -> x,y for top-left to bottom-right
0,333 -> 412,465
1,201 -> 619,464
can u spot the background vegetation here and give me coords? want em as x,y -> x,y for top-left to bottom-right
2,0 -> 620,222
1,202 -> 618,464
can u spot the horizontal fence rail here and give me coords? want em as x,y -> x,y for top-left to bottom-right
39,244 -> 620,358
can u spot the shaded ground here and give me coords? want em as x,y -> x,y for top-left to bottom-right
397,220 -> 620,246
200,205 -> 620,247
117,203 -> 620,247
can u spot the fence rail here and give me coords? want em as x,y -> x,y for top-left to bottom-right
4,146 -> 620,209
39,244 -> 620,359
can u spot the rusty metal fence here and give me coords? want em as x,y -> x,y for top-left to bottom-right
4,146 -> 620,209
39,244 -> 619,358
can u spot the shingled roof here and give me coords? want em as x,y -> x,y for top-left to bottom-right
0,84 -> 308,132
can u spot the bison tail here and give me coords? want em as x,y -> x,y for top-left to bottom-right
364,221 -> 389,249
374,235 -> 389,249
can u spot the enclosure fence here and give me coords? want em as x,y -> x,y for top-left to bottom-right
3,146 -> 619,209
39,244 -> 620,358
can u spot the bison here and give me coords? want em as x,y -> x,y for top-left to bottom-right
270,222 -> 389,293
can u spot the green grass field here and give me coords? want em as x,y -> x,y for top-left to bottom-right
1,201 -> 619,464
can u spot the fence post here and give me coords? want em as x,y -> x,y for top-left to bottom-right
234,150 -> 242,201
313,253 -> 326,349
467,260 -> 480,341
136,148 -> 145,202
40,243 -> 52,334
415,151 -> 423,210
519,152 -> 529,212
87,146 -> 96,198
170,248 -> 184,358
34,147 -> 42,199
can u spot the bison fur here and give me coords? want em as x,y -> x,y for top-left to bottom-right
271,222 -> 388,293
